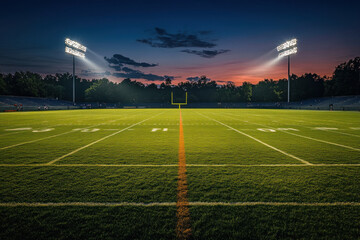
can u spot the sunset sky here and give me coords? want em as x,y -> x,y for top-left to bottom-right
1,0 -> 359,85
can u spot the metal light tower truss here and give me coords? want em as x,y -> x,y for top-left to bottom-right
277,38 -> 297,103
171,92 -> 188,109
65,38 -> 87,104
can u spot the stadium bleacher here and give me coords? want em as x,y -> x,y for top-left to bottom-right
0,95 -> 76,111
1,95 -> 359,111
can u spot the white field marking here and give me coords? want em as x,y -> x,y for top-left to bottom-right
277,128 -> 299,131
32,128 -> 55,133
163,128 -> 168,131
223,113 -> 360,152
46,113 -> 163,165
0,201 -> 359,207
314,127 -> 338,130
283,131 -> 360,151
350,127 -> 360,130
79,128 -> 100,133
5,128 -> 32,131
257,128 -> 276,132
0,131 -> 22,137
1,163 -> 360,167
103,129 -> 120,131
0,114 -> 139,151
0,123 -> 105,151
197,112 -> 312,165
152,128 -> 161,132
317,129 -> 360,138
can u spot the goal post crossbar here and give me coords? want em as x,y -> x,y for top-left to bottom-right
171,92 -> 187,109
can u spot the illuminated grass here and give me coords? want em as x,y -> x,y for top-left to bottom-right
0,108 -> 359,239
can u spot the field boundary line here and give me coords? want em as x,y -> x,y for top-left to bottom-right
1,202 -> 359,207
223,113 -> 360,152
46,112 -> 163,165
197,112 -> 312,165
1,163 -> 360,167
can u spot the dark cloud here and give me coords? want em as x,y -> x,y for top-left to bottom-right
186,76 -> 200,82
104,53 -> 175,81
217,80 -> 235,84
81,70 -> 111,77
137,27 -> 216,48
181,49 -> 230,58
186,76 -> 211,82
112,67 -> 172,81
104,54 -> 157,68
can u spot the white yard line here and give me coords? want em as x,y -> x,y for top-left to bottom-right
224,113 -> 360,152
0,131 -> 22,137
0,201 -> 359,207
316,129 -> 360,138
232,112 -> 360,138
46,112 -> 163,165
0,113 -> 141,151
0,163 -> 359,167
197,112 -> 312,165
282,131 -> 360,151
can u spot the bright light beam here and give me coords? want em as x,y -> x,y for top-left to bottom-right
65,38 -> 87,52
278,47 -> 297,58
65,47 -> 85,58
277,38 -> 297,52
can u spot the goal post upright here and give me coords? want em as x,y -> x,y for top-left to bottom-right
171,92 -> 188,109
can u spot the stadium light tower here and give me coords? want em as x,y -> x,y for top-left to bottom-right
277,38 -> 297,103
65,38 -> 86,104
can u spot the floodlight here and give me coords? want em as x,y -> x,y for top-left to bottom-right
64,38 -> 87,104
278,47 -> 297,58
65,46 -> 85,58
65,38 -> 87,52
276,38 -> 298,103
277,38 -> 297,52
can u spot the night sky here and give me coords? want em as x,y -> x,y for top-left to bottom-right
1,0 -> 359,85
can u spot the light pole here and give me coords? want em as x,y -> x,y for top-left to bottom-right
65,38 -> 86,104
277,38 -> 297,103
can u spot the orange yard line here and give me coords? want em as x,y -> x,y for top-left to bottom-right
176,110 -> 192,240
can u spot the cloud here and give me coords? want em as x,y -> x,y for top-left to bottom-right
137,27 -> 216,48
81,69 -> 111,77
181,49 -> 230,58
104,54 -> 157,68
112,67 -> 173,81
186,76 -> 211,82
104,53 -> 175,81
186,76 -> 200,82
216,80 -> 235,84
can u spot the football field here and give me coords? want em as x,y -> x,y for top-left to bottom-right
0,109 -> 359,239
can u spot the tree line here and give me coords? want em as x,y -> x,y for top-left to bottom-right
0,57 -> 359,103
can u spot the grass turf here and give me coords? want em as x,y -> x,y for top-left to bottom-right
0,108 -> 359,239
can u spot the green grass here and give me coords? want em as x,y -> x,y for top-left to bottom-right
0,108 -> 359,239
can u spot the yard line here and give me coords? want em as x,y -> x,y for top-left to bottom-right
227,112 -> 360,138
46,112 -> 163,165
283,131 -> 360,151
1,201 -> 359,207
0,131 -> 22,137
1,163 -> 360,167
176,110 -> 192,240
0,122 -> 105,150
197,112 -> 312,165
223,113 -> 360,151
315,129 -> 360,138
0,113 -> 140,151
